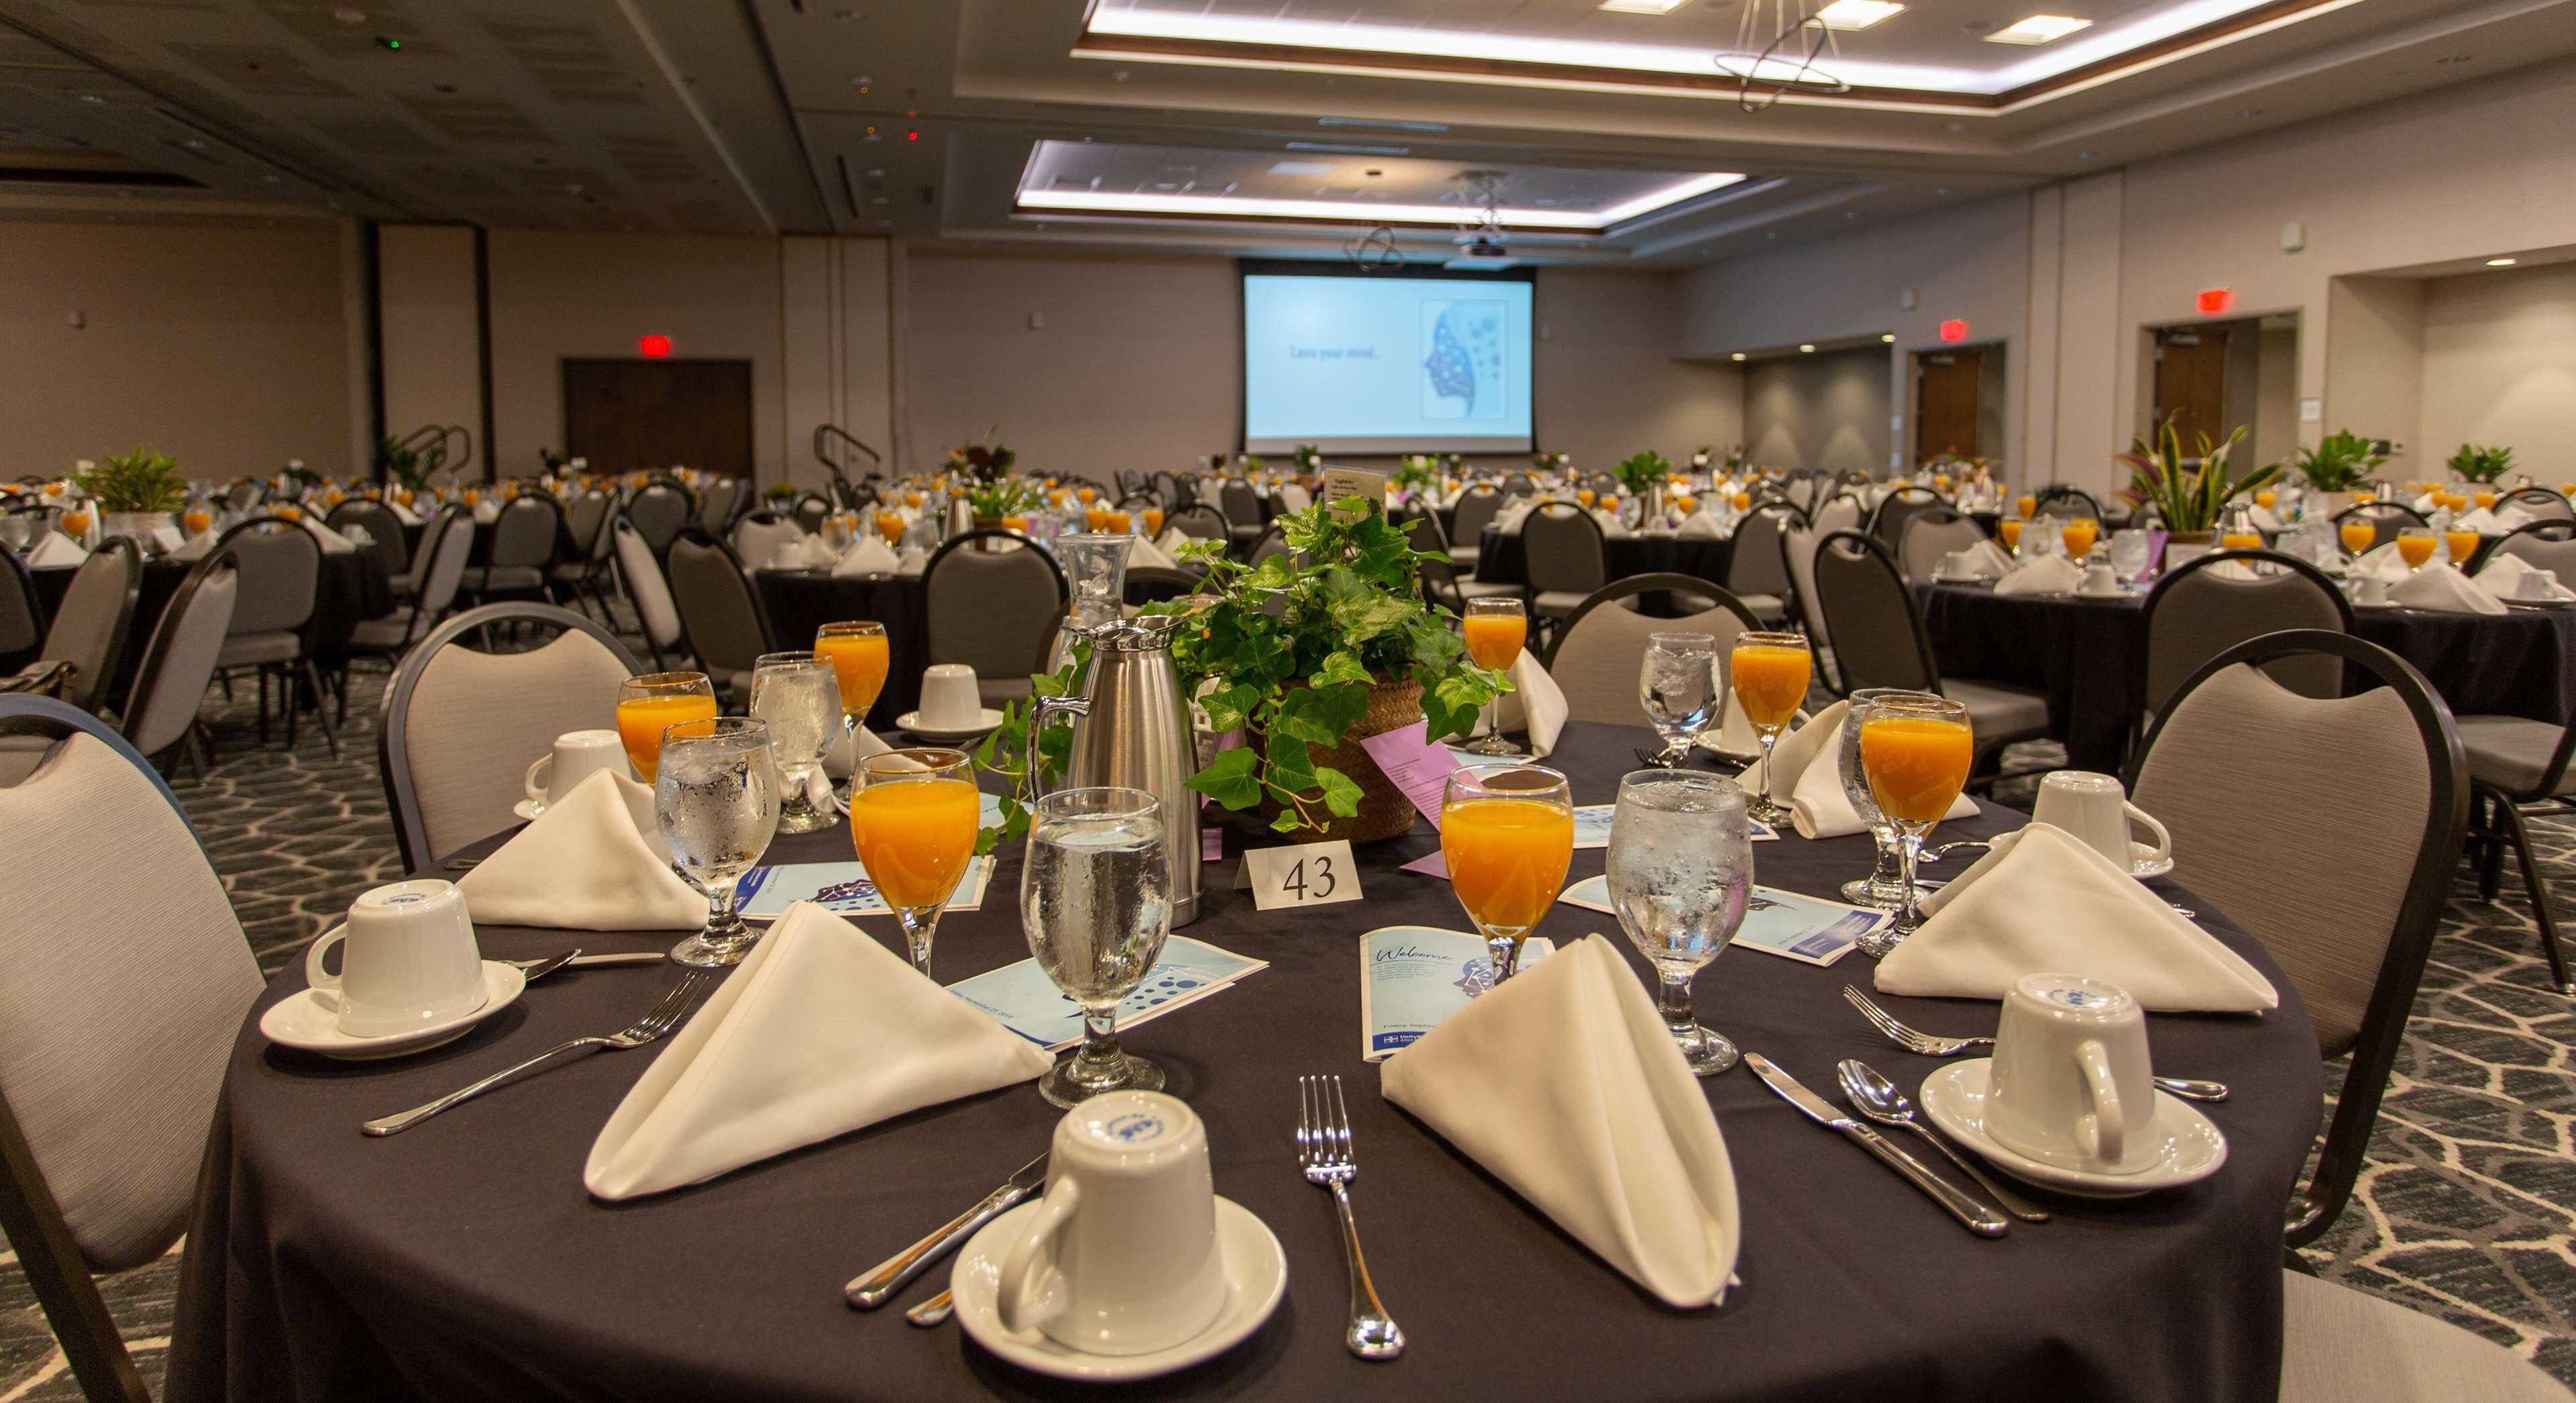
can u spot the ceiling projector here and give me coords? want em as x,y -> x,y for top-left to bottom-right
1446,231 -> 1515,270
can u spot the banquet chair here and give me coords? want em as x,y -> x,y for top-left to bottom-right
2135,550 -> 2351,744
2032,484 -> 2104,522
1897,509 -> 1991,580
1868,488 -> 1943,552
325,499 -> 409,582
924,529 -> 1067,707
1809,529 -> 2048,778
211,519 -> 336,758
1448,488 -> 1504,570
731,510 -> 806,570
1778,524 -> 1835,688
665,530 -> 776,703
1125,567 -> 1209,609
1499,472 -> 1537,498
2451,699 -> 2576,995
336,507 -> 478,719
0,695 -> 265,1403
1403,516 -> 1517,614
1116,491 -> 1159,515
698,478 -> 750,533
1810,493 -> 1865,537
790,492 -> 833,535
1724,503 -> 1799,625
1165,503 -> 1228,542
2502,486 -> 2575,522
1277,482 -> 1313,513
1220,480 -> 1265,546
1542,574 -> 1761,727
626,481 -> 694,558
1786,474 -> 1819,512
610,515 -> 688,672
1151,470 -> 1187,512
0,545 -> 40,666
2279,1269 -> 2568,1402
1522,503 -> 1607,627
2128,631 -> 2467,1245
117,556 -> 237,779
551,488 -> 618,617
1,537 -> 138,713
380,603 -> 643,870
2332,502 -> 2429,554
2488,519 -> 2576,578
461,494 -> 561,607
1247,525 -> 1294,570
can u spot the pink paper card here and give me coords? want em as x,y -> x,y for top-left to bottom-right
1356,721 -> 1461,833
1401,850 -> 1449,879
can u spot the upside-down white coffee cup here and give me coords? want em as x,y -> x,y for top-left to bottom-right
995,1090 -> 1225,1355
305,880 -> 486,1037
1985,974 -> 2159,1174
524,729 -> 629,811
918,664 -> 983,730
2030,770 -> 2169,872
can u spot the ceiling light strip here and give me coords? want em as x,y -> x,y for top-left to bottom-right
1014,176 -> 1741,231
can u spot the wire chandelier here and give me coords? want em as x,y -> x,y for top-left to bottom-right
1711,0 -> 1854,113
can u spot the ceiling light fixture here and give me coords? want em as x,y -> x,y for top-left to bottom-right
2487,257 -> 2518,266
1799,344 -> 1817,352
1881,333 -> 1895,342
1014,162 -> 1743,232
1731,352 -> 1748,361
1815,1 -> 1906,31
1984,14 -> 2091,44
1597,0 -> 1689,13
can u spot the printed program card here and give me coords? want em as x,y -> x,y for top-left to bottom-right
735,856 -> 993,923
1556,879 -> 1885,966
950,937 -> 1269,1051
1359,925 -> 1556,1061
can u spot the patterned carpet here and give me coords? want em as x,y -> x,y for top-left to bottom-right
1,666 -> 2571,1398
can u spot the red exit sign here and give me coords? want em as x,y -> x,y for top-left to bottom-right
2196,288 -> 2234,315
1937,319 -> 1969,342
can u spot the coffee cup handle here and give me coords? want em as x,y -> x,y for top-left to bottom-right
2074,1037 -> 2125,1167
305,926 -> 347,1011
995,1178 -> 1079,1335
525,756 -> 553,806
2125,804 -> 2171,868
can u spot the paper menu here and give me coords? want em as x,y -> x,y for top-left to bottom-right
735,857 -> 992,923
1359,925 -> 1555,1061
1556,878 -> 1884,967
949,937 -> 1267,1051
1356,721 -> 1459,830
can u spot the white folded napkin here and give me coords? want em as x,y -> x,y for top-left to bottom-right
1961,539 -> 2016,578
1128,533 -> 1179,571
2495,503 -> 2533,531
2388,561 -> 2508,615
298,518 -> 358,556
1154,527 -> 1193,556
388,501 -> 422,525
2248,505 -> 2282,534
151,524 -> 184,553
1877,824 -> 2279,1012
2475,553 -> 2576,601
1593,509 -> 1630,539
1992,554 -> 2084,596
2350,541 -> 2412,584
822,721 -> 895,779
586,902 -> 1051,1199
1747,701 -> 1976,839
170,531 -> 217,562
1493,501 -> 1537,535
1381,933 -> 1739,1308
1676,511 -> 1724,539
455,769 -> 705,929
834,535 -> 902,577
2451,507 -> 2505,534
2412,492 -> 2439,515
23,534 -> 85,568
472,501 -> 500,525
1474,652 -> 1568,756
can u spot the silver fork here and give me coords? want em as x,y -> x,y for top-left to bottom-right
362,971 -> 714,1136
1839,986 -> 2230,1102
1297,1074 -> 1403,1361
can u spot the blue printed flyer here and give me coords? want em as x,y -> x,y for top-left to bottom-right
949,937 -> 1268,1051
1556,879 -> 1886,967
1358,925 -> 1557,1061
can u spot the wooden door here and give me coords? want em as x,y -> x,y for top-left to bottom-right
2151,329 -> 2229,452
1914,349 -> 1982,464
561,359 -> 753,476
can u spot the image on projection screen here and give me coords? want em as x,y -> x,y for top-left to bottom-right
1242,272 -> 1534,455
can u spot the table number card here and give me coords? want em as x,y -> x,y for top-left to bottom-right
1242,839 -> 1362,911
1323,466 -> 1390,519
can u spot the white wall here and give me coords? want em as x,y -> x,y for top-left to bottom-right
0,219 -> 357,479
2418,261 -> 2576,476
1535,268 -> 1741,472
1743,347 -> 1889,474
376,224 -> 480,459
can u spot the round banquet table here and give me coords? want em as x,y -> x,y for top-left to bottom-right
751,567 -> 929,728
168,720 -> 2321,1403
1920,578 -> 2576,773
1474,526 -> 1734,589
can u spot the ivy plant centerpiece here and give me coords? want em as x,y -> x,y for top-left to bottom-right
2116,420 -> 2280,546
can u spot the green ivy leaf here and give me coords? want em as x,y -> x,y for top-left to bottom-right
1313,765 -> 1364,818
1310,649 -> 1371,690
1264,727 -> 1317,794
1183,745 -> 1263,810
1270,807 -> 1310,835
1199,682 -> 1262,735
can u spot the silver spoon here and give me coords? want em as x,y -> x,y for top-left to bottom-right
1837,1059 -> 2053,1223
498,950 -> 672,982
905,1290 -> 953,1327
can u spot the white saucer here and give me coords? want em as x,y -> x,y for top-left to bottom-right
513,797 -> 545,822
259,962 -> 527,1060
951,1196 -> 1286,1382
2129,841 -> 2176,880
1918,1059 -> 2226,1198
898,708 -> 1006,744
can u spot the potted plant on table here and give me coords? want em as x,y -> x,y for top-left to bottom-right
963,476 -> 1042,531
1389,454 -> 1437,507
1613,449 -> 1672,523
2116,420 -> 2279,568
2290,429 -> 2385,519
2449,442 -> 2515,488
73,447 -> 188,545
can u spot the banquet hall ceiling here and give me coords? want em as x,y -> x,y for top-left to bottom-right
0,0 -> 2567,264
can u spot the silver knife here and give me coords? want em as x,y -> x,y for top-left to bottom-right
845,1153 -> 1050,1309
1745,1054 -> 2009,1239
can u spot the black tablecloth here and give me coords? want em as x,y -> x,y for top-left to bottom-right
25,551 -> 392,695
1921,582 -> 2576,772
1474,527 -> 1734,590
169,721 -> 2319,1403
752,568 -> 928,727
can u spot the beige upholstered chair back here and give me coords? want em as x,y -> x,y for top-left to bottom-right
0,730 -> 260,1270
2493,531 -> 2576,580
1784,525 -> 1830,647
123,561 -> 237,757
2140,559 -> 2349,717
2133,664 -> 2428,1055
1521,505 -> 1605,599
613,515 -> 684,651
396,623 -> 637,864
1899,513 -> 1990,579
732,513 -> 805,568
1550,596 -> 1756,726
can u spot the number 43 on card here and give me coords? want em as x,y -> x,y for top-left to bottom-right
1241,839 -> 1362,911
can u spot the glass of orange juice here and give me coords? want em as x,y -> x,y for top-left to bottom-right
814,621 -> 890,745
616,672 -> 716,784
851,747 -> 981,978
2017,494 -> 2037,519
1103,510 -> 1131,533
1084,506 -> 1110,532
1077,486 -> 1097,505
875,511 -> 905,545
2254,490 -> 2276,511
1855,690 -> 1973,951
1730,631 -> 1812,825
2396,527 -> 2438,570
652,716 -> 780,968
2061,516 -> 2100,562
59,508 -> 91,540
1460,597 -> 1527,755
1998,518 -> 2025,554
1440,764 -> 1574,985
2339,515 -> 2377,556
1733,491 -> 1754,512
2444,527 -> 2480,567
1674,495 -> 1698,517
181,504 -> 213,536
2475,491 -> 2498,511
2219,528 -> 2263,551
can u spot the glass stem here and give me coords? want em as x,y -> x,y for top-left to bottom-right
1077,1007 -> 1121,1070
1892,828 -> 1927,933
1657,967 -> 1697,1041
899,908 -> 938,978
1870,823 -> 1906,888
1487,935 -> 1521,984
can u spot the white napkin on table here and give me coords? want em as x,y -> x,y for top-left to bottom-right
455,769 -> 704,930
1746,701 -> 1976,839
2412,492 -> 2439,515
586,902 -> 1051,1200
298,518 -> 358,556
473,501 -> 500,525
833,536 -> 902,577
1474,652 -> 1567,757
822,721 -> 896,779
1128,532 -> 1179,571
1676,511 -> 1724,539
896,545 -> 927,576
2351,541 -> 2412,584
1593,509 -> 1630,539
2248,505 -> 2283,534
388,501 -> 422,525
1494,501 -> 1537,535
2475,553 -> 2576,601
1876,824 -> 2279,1013
170,531 -> 217,562
1960,539 -> 2016,579
1381,934 -> 1739,1308
798,533 -> 839,569
1154,527 -> 1193,556
2451,507 -> 2506,534
1992,554 -> 2084,596
2388,561 -> 2508,615
23,534 -> 85,568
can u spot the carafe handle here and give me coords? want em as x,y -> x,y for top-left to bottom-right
1024,694 -> 1089,804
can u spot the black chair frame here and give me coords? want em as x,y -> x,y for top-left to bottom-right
1538,572 -> 1762,672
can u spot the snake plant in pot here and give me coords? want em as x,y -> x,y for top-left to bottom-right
73,447 -> 189,545
2116,421 -> 2279,558
2448,442 -> 2516,486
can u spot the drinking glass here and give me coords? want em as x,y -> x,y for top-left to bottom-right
2444,527 -> 2479,567
2061,516 -> 2100,562
814,619 -> 890,739
1835,687 -> 1923,908
749,652 -> 841,833
1638,631 -> 1721,766
655,717 -> 781,967
616,671 -> 716,785
2016,493 -> 2037,519
1605,770 -> 1752,1076
2340,517 -> 2377,556
1440,764 -> 1574,986
2107,529 -> 2152,588
851,747 -> 980,979
1020,787 -> 1173,1108
1854,692 -> 1974,957
2396,527 -> 2438,570
1729,631 -> 1811,825
1460,596 -> 1527,755
1997,517 -> 2025,555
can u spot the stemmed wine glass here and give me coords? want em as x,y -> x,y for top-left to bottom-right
1460,597 -> 1527,755
814,619 -> 890,737
849,747 -> 981,979
1439,764 -> 1574,986
749,652 -> 841,833
655,717 -> 782,968
1836,687 -> 1921,909
1853,691 -> 1974,958
1020,787 -> 1173,1108
1638,631 -> 1721,766
1605,770 -> 1752,1076
1729,631 -> 1812,825
616,672 -> 716,786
